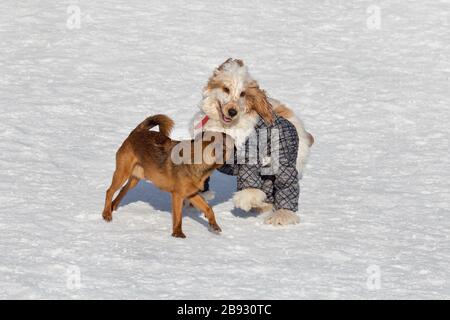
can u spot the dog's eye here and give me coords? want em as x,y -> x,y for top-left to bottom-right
222,87 -> 230,94
240,91 -> 246,97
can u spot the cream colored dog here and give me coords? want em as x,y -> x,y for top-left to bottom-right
190,59 -> 314,225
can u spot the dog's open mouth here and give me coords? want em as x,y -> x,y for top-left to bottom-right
222,114 -> 233,123
217,102 -> 234,124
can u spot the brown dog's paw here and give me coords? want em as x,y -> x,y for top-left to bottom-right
102,211 -> 112,222
172,231 -> 186,238
209,223 -> 222,234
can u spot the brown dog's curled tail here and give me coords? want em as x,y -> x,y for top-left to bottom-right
133,114 -> 174,137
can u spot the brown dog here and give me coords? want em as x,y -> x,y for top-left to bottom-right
102,114 -> 234,238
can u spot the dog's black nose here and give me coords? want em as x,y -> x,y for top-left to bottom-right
228,108 -> 237,117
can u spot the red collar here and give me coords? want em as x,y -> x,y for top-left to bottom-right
194,115 -> 209,129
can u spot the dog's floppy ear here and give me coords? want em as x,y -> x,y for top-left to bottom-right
245,82 -> 274,125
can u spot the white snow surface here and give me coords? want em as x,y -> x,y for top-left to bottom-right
1,0 -> 449,299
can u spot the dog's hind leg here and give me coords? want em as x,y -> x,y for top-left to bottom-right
102,168 -> 130,222
111,176 -> 140,212
188,194 -> 222,233
171,193 -> 186,238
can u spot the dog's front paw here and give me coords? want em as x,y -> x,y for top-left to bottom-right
264,209 -> 300,226
172,231 -> 186,238
102,210 -> 112,222
233,188 -> 267,212
209,223 -> 222,234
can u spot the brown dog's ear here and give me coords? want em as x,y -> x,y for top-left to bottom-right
245,83 -> 274,125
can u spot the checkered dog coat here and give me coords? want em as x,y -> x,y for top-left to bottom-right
215,113 -> 300,212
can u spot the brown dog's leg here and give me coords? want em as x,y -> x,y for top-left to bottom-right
188,194 -> 222,233
111,177 -> 140,212
171,193 -> 185,238
102,169 -> 129,222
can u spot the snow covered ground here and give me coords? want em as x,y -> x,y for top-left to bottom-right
1,0 -> 449,299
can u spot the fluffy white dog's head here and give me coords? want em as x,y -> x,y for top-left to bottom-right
200,58 -> 274,126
